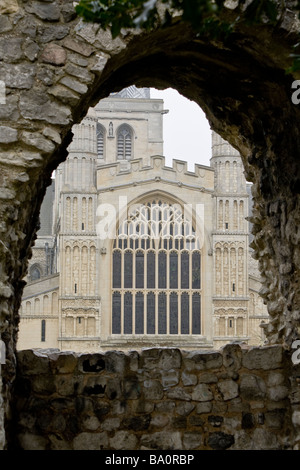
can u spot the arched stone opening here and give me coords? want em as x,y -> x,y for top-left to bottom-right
0,0 -> 300,449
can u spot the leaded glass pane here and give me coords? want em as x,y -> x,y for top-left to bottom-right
135,292 -> 144,334
147,251 -> 155,289
158,292 -> 166,334
158,251 -> 166,289
170,292 -> 178,334
181,293 -> 189,334
170,251 -> 178,289
192,251 -> 201,289
181,251 -> 189,289
124,251 -> 132,288
147,292 -> 155,334
112,250 -> 121,288
136,250 -> 144,288
192,293 -> 201,334
124,292 -> 132,334
112,292 -> 121,334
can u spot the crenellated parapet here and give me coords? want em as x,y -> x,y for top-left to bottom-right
96,155 -> 215,193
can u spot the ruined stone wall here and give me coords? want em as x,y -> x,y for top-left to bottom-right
12,345 -> 300,450
0,0 -> 300,451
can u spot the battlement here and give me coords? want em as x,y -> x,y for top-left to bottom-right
96,155 -> 215,192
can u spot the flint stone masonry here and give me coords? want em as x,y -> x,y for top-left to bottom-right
0,0 -> 299,450
12,344 -> 300,450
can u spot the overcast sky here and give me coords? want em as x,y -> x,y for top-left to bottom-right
150,88 -> 212,171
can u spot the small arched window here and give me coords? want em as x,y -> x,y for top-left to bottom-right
41,320 -> 46,342
30,265 -> 41,281
117,124 -> 133,160
96,122 -> 105,158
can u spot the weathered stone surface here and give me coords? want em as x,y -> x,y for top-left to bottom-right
207,431 -> 234,450
0,15 -> 12,33
59,76 -> 88,95
21,131 -> 55,153
63,37 -> 94,57
240,374 -> 267,400
20,91 -> 71,125
182,371 -> 197,386
109,431 -> 138,450
0,0 -> 19,15
242,346 -> 283,370
26,2 -> 61,21
1,63 -> 35,89
161,369 -> 179,388
40,43 -> 67,66
0,38 -> 23,62
73,431 -> 108,450
143,379 -> 164,400
191,384 -> 213,402
141,431 -> 182,450
189,351 -> 223,370
217,379 -> 239,401
0,126 -> 17,143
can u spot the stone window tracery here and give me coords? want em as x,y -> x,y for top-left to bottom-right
112,199 -> 202,336
96,122 -> 105,158
117,124 -> 133,160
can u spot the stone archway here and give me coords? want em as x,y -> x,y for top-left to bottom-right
0,0 -> 300,449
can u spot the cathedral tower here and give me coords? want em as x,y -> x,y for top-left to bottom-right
211,132 -> 250,346
54,111 -> 100,351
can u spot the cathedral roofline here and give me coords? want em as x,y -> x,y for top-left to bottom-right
96,155 -> 214,192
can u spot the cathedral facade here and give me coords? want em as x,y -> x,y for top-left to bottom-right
17,87 -> 268,352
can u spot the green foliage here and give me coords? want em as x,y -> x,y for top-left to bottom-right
75,0 -> 300,71
75,0 -> 283,39
75,0 -> 232,38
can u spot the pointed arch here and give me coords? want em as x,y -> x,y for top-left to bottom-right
117,124 -> 133,160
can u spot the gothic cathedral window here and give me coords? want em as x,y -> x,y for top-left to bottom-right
117,124 -> 133,160
112,200 -> 202,336
96,122 -> 105,158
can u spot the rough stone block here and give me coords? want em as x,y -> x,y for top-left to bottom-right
176,402 -> 195,416
182,371 -> 197,386
109,430 -> 138,450
191,383 -> 213,402
217,379 -> 239,401
240,374 -> 266,400
63,37 -> 94,57
207,431 -> 234,450
1,63 -> 35,89
38,25 -> 70,44
189,351 -> 223,370
161,369 -> 179,388
20,91 -> 71,125
73,431 -> 108,450
26,2 -> 61,21
40,43 -> 67,66
267,385 -> 289,401
166,387 -> 192,401
22,131 -> 55,153
0,126 -> 17,143
0,38 -> 23,62
140,431 -> 182,450
183,431 -> 203,449
242,345 -> 283,370
78,353 -> 105,373
143,379 -> 164,400
59,76 -> 88,95
159,348 -> 182,370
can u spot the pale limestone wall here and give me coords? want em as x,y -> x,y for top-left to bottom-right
94,97 -> 164,165
14,345 -> 300,450
18,274 -> 59,350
